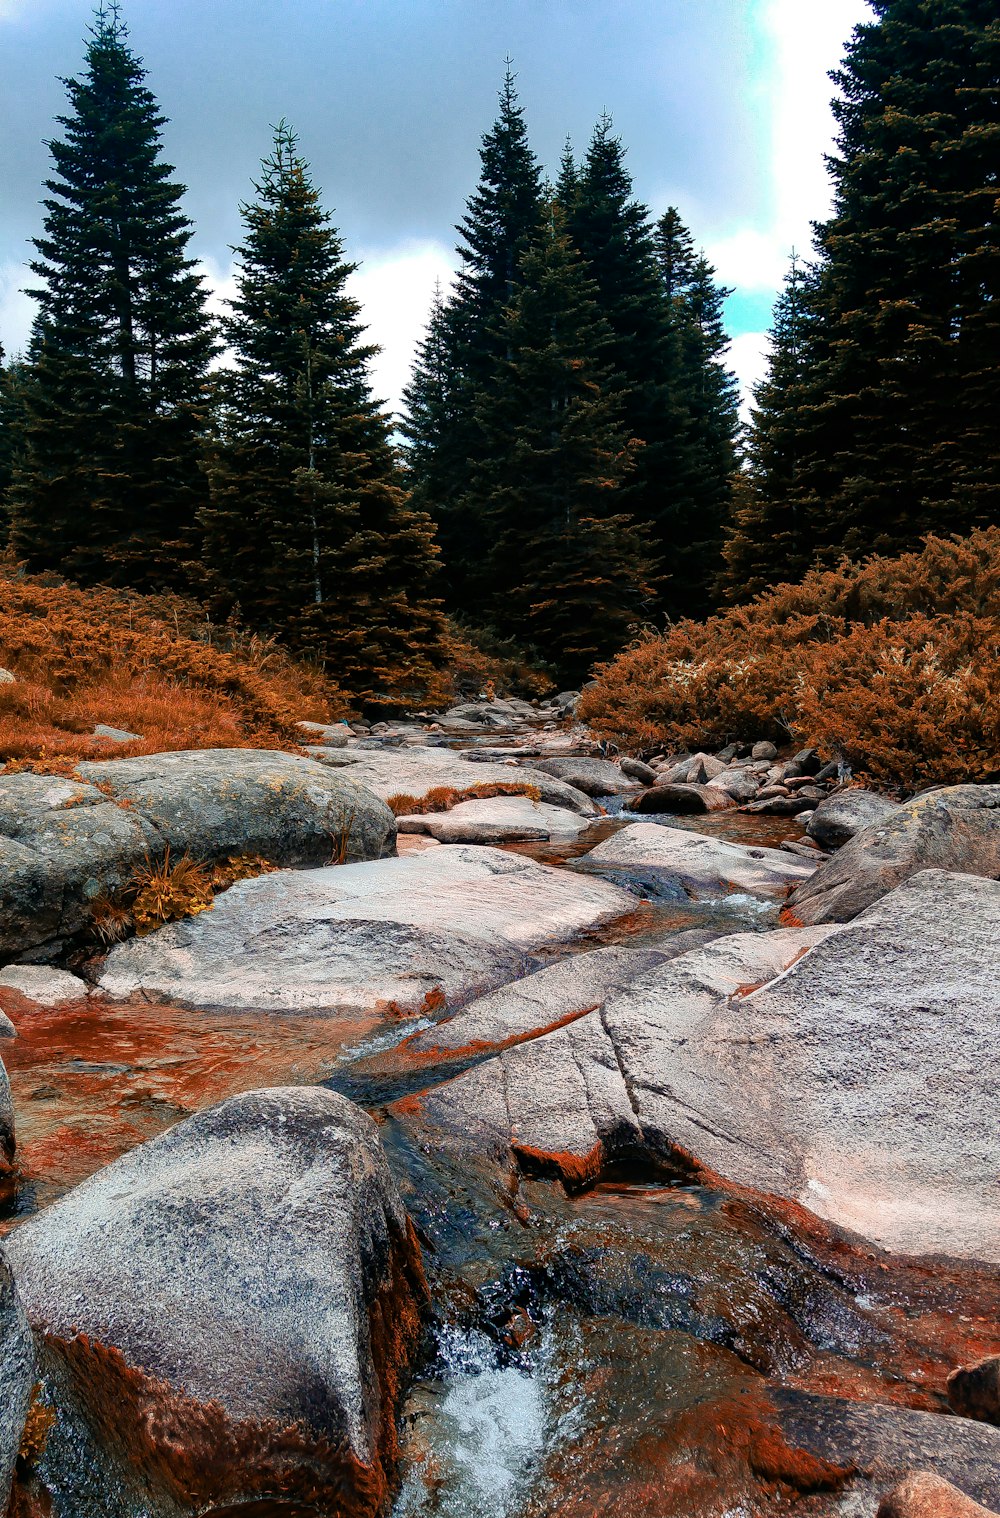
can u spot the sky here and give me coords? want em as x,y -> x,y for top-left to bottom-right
0,0 -> 873,420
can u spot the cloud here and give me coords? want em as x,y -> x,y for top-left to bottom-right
727,331 -> 771,423
347,240 -> 457,418
0,262 -> 35,358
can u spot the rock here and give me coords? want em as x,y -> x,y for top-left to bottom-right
396,795 -> 593,844
878,1473 -> 999,1517
779,839 -> 830,861
690,752 -> 727,781
2,1087 -> 427,1517
628,783 -> 735,814
297,720 -> 352,747
742,793 -> 815,815
0,669 -> 15,685
0,750 -> 396,958
790,784 -> 1000,924
805,787 -> 902,850
530,757 -> 639,797
403,869 -> 1000,1261
91,723 -> 140,743
0,1053 -> 14,1174
949,1357 -> 1000,1427
706,768 -> 760,803
619,758 -> 657,785
98,845 -> 634,1013
0,1256 -> 34,1512
656,755 -> 693,783
580,822 -> 816,898
315,745 -> 598,818
785,747 -> 823,778
0,966 -> 89,1007
752,741 -> 778,760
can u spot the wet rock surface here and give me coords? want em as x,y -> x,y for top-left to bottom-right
578,820 -> 816,897
2,1086 -> 427,1518
396,795 -> 592,843
96,845 -> 634,1012
790,783 -> 1000,924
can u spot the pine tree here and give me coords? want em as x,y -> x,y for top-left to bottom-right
10,3 -> 215,588
201,123 -> 444,708
465,204 -> 655,679
754,0 -> 1000,567
0,346 -> 16,537
402,65 -> 543,612
721,256 -> 820,600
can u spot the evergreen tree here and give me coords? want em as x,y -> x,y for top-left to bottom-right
721,256 -> 820,600
201,123 -> 444,708
751,0 -> 1000,569
10,3 -> 215,588
465,204 -> 655,679
0,346 -> 15,535
402,65 -> 543,611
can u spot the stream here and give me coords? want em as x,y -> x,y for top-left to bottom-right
2,732 -> 998,1516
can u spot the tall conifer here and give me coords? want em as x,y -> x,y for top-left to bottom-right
10,3 -> 214,588
465,204 -> 655,678
202,124 -> 444,708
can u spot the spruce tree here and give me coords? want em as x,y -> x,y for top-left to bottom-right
201,123 -> 444,708
754,0 -> 1000,568
721,256 -> 820,600
10,3 -> 214,588
402,65 -> 543,611
465,204 -> 655,679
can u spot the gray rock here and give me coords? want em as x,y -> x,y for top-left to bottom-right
790,783 -> 1000,924
98,845 -> 633,1013
582,822 -> 815,898
91,724 -> 140,743
805,787 -> 903,850
2,1087 -> 426,1517
321,745 -> 598,817
396,795 -> 592,844
0,750 -> 395,957
0,1053 -> 14,1175
949,1357 -> 1000,1427
0,966 -> 89,1006
404,869 -> 1000,1261
706,768 -> 760,803
530,756 -> 639,797
619,758 -> 656,785
628,782 -> 736,814
751,740 -> 778,760
742,792 -> 815,815
0,1255 -> 34,1513
297,720 -> 352,747
877,1472 -> 999,1516
0,670 -> 14,685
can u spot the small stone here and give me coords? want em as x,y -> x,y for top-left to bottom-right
619,757 -> 656,785
92,724 -> 141,743
0,669 -> 15,685
751,741 -> 778,760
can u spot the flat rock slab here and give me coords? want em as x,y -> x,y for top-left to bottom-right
97,845 -> 634,1014
2,1087 -> 426,1517
403,868 -> 1000,1261
0,749 -> 395,956
791,783 -> 1000,924
397,795 -> 593,843
579,821 -> 815,898
0,966 -> 89,1006
308,745 -> 598,817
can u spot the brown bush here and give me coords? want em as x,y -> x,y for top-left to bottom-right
0,573 -> 347,765
579,529 -> 1000,788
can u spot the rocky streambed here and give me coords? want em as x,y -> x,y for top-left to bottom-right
0,705 -> 997,1516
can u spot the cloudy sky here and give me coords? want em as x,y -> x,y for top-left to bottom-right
0,0 -> 872,418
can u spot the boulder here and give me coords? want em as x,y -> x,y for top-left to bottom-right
805,787 -> 901,850
311,745 -> 598,818
628,783 -> 735,814
0,750 -> 396,957
297,720 -> 352,747
402,869 -> 1000,1261
396,795 -> 593,844
0,1255 -> 34,1512
91,724 -> 140,743
0,1054 -> 14,1174
706,769 -> 760,803
619,758 -> 657,785
529,756 -> 639,797
789,784 -> 1000,924
878,1473 -> 999,1517
2,1087 -> 427,1518
580,822 -> 816,898
0,966 -> 89,1007
97,845 -> 634,1013
742,793 -> 815,815
752,741 -> 778,760
949,1357 -> 1000,1427
0,669 -> 15,685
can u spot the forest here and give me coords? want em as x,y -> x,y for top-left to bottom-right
0,0 -> 998,776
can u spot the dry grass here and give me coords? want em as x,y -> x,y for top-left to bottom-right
0,572 -> 348,768
385,780 -> 543,816
91,849 -> 282,943
580,528 -> 1000,789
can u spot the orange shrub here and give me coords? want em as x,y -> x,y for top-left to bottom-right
579,530 -> 1000,788
0,573 -> 348,765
